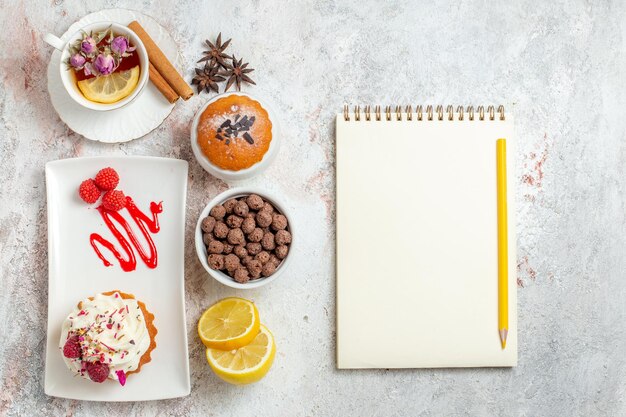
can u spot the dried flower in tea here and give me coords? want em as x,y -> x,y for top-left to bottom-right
64,26 -> 137,78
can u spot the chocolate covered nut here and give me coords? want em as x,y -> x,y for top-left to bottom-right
224,254 -> 240,271
268,254 -> 281,267
233,245 -> 248,258
227,228 -> 245,245
223,243 -> 234,254
275,244 -> 289,259
201,216 -> 216,233
223,198 -> 238,214
261,232 -> 276,250
208,240 -> 224,254
233,201 -> 249,217
207,254 -> 225,270
271,214 -> 288,231
246,242 -> 262,255
226,214 -> 243,228
246,194 -> 264,210
256,211 -> 272,228
275,230 -> 292,245
233,267 -> 250,283
261,261 -> 277,277
203,233 -> 215,246
247,259 -> 263,278
242,217 -> 256,234
255,251 -> 270,264
213,221 -> 229,238
209,205 -> 226,220
260,202 -> 274,214
248,228 -> 264,242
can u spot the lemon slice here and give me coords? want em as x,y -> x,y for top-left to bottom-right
206,324 -> 275,385
77,65 -> 140,104
198,297 -> 260,350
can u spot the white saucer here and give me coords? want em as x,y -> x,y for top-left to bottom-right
46,9 -> 182,143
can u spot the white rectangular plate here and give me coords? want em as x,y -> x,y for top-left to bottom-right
44,156 -> 190,401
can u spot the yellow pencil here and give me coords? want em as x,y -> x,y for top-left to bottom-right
496,139 -> 508,349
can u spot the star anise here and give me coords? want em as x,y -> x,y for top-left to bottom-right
221,55 -> 256,92
192,62 -> 225,94
198,33 -> 231,68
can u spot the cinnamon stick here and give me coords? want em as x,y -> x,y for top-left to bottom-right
128,21 -> 193,100
149,63 -> 179,103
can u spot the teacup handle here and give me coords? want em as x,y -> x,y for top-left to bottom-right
43,33 -> 65,51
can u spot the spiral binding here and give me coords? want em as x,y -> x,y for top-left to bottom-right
343,104 -> 505,121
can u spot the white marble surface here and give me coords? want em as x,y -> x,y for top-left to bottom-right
1,1 -> 625,416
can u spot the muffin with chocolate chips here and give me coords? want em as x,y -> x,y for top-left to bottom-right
191,93 -> 281,182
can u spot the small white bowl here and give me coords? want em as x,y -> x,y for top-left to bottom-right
190,92 -> 280,182
195,187 -> 294,289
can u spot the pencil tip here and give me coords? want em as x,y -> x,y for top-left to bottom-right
499,328 -> 508,349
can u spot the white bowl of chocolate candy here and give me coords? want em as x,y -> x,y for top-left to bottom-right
195,188 -> 293,289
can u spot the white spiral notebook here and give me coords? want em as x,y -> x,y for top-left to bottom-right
336,105 -> 517,368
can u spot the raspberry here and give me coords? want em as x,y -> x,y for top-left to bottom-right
62,335 -> 81,359
78,179 -> 101,204
86,361 -> 109,383
94,167 -> 119,191
102,190 -> 127,211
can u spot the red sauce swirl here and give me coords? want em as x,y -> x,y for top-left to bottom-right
89,196 -> 162,272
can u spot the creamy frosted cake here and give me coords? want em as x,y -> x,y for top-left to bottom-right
59,291 -> 157,385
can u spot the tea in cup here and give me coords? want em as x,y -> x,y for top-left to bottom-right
44,22 -> 149,111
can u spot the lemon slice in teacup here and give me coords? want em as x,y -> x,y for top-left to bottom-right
77,66 -> 140,104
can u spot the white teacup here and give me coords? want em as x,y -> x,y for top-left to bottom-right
44,22 -> 149,111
